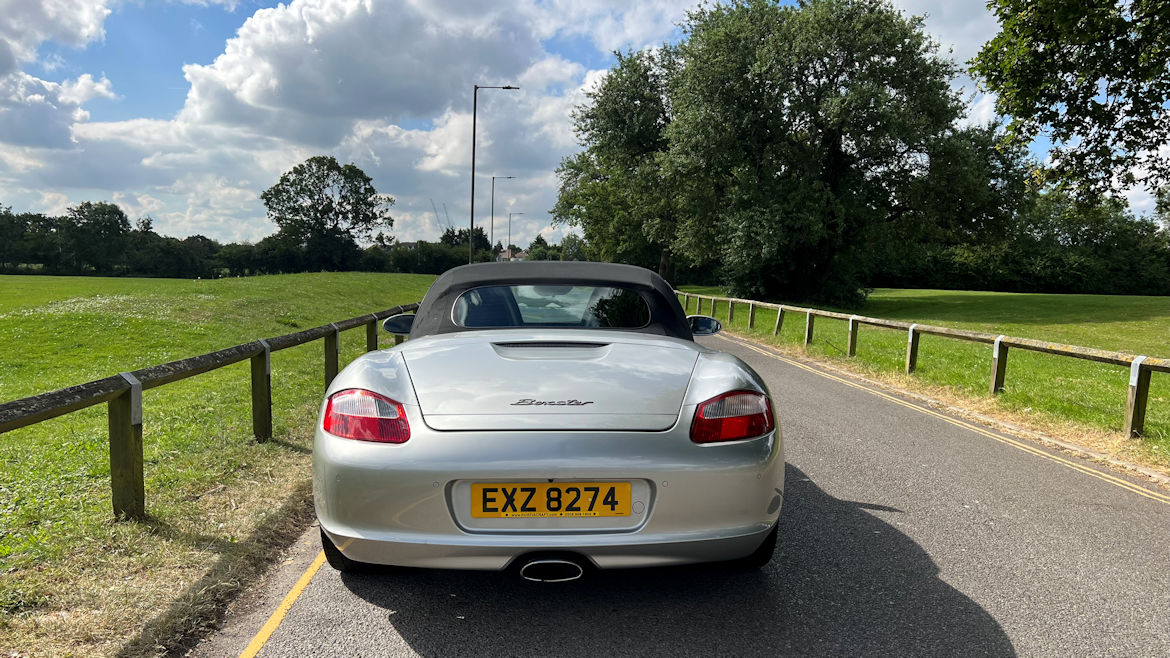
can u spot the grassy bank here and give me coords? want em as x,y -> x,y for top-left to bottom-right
681,286 -> 1170,469
0,272 -> 434,656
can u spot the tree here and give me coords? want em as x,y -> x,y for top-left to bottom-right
553,48 -> 681,281
553,151 -> 661,269
260,155 -> 393,244
668,0 -> 961,304
0,206 -> 29,270
972,0 -> 1170,196
525,234 -> 561,261
217,243 -> 256,276
867,124 -> 1040,287
439,226 -> 490,253
560,233 -> 586,261
63,201 -> 131,273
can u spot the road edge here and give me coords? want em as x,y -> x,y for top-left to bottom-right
115,480 -> 317,657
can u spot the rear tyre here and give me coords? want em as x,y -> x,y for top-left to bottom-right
730,523 -> 778,570
320,527 -> 368,573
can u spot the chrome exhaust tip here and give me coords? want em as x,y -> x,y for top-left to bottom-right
518,558 -> 585,583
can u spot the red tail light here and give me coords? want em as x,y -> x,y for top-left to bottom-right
691,390 -> 775,444
323,389 -> 410,443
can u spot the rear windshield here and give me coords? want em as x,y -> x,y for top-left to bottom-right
453,285 -> 651,329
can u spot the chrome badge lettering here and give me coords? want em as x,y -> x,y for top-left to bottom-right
512,399 -> 595,406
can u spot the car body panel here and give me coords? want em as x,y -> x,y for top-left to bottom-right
399,330 -> 700,431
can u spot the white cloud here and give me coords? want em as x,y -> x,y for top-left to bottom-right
522,0 -> 694,53
0,72 -> 115,148
889,0 -> 999,66
112,191 -> 165,218
0,0 -> 113,73
38,191 -> 71,216
176,0 -> 543,145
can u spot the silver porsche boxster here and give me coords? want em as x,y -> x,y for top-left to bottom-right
313,261 -> 784,581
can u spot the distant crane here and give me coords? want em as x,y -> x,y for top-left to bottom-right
429,199 -> 448,232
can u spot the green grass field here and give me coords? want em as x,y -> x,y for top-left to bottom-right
0,272 -> 434,655
682,286 -> 1170,463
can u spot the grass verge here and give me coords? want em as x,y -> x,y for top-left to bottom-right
681,286 -> 1170,476
0,272 -> 434,656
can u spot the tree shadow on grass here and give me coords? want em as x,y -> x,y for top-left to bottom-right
340,464 -> 1015,657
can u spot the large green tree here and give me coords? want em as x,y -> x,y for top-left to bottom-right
260,156 -> 393,244
668,0 -> 962,304
63,201 -> 131,274
972,0 -> 1170,196
553,49 -> 681,280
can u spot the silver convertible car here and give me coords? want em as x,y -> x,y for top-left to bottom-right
314,261 -> 784,581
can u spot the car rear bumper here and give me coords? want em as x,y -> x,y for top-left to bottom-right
313,406 -> 784,570
321,522 -> 777,570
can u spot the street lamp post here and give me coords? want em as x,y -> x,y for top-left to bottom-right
469,84 -> 518,264
490,175 -> 515,259
508,212 -> 524,258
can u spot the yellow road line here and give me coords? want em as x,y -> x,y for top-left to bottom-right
718,334 -> 1170,506
239,550 -> 328,658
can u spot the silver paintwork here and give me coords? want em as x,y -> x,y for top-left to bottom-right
314,328 -> 784,570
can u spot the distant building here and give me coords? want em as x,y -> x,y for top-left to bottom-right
497,248 -> 528,262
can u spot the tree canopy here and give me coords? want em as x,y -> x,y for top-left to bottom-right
552,48 -> 679,280
972,0 -> 1170,197
260,155 -> 394,244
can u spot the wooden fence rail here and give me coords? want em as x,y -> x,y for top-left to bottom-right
0,302 -> 420,520
679,292 -> 1169,438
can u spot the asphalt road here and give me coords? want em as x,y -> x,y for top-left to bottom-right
191,332 -> 1170,657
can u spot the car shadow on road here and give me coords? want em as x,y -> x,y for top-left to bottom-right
340,463 -> 1015,657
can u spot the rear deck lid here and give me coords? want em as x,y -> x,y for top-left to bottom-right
402,334 -> 698,431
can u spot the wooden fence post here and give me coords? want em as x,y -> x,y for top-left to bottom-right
109,372 -> 145,520
773,306 -> 785,336
989,335 -> 1008,394
906,324 -> 920,374
804,312 -> 815,345
696,296 -> 703,315
728,300 -> 734,323
748,303 -> 756,329
325,323 -> 340,389
847,315 -> 859,357
250,339 -> 272,441
366,315 -> 379,352
1125,356 -> 1151,437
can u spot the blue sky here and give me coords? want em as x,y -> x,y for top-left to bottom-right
30,3 -> 276,122
0,0 -> 1138,248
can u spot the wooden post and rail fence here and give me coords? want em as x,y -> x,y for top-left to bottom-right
677,291 -> 1168,440
0,303 -> 419,521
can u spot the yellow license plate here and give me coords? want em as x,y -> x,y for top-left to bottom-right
471,482 -> 631,518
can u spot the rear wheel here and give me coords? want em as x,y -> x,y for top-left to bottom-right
729,523 -> 778,570
320,527 -> 368,573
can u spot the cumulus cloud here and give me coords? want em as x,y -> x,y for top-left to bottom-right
889,0 -> 999,66
0,72 -> 115,148
177,0 -> 543,145
522,0 -> 694,53
0,0 -> 112,69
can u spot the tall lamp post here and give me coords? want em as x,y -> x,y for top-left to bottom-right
508,212 -> 524,258
469,84 -> 519,264
490,175 -> 515,258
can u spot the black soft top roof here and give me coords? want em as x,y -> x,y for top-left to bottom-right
409,261 -> 693,340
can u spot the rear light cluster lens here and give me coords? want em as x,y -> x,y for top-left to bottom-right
691,390 -> 775,444
323,389 -> 410,443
